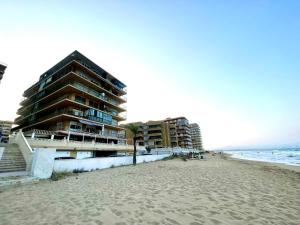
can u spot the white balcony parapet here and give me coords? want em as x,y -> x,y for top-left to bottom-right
26,138 -> 145,152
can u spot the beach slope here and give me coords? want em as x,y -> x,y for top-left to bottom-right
0,155 -> 299,225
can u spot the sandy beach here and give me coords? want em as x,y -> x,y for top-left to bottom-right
0,154 -> 299,225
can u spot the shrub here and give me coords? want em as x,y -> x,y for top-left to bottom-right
50,172 -> 73,181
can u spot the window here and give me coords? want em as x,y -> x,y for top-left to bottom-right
75,95 -> 85,104
103,113 -> 112,124
46,77 -> 52,84
89,100 -> 99,109
97,111 -> 102,118
69,121 -> 82,131
73,109 -> 83,117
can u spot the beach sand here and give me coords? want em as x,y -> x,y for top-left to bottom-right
0,154 -> 299,225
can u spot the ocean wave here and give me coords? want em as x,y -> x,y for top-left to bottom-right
224,149 -> 300,166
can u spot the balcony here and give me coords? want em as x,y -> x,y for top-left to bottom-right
148,132 -> 162,137
17,82 -> 126,118
16,107 -> 124,132
15,95 -> 126,125
73,60 -> 127,95
21,70 -> 127,107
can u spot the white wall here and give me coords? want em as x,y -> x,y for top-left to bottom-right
31,148 -> 56,179
54,150 -> 93,159
53,154 -> 171,172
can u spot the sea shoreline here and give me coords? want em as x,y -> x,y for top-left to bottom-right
222,152 -> 300,173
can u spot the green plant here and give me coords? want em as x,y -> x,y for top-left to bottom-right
126,124 -> 140,165
50,172 -> 73,181
162,155 -> 176,161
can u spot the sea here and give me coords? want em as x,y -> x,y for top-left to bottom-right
223,148 -> 300,166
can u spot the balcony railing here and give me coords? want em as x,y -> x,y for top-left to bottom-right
18,81 -> 126,117
27,108 -> 120,128
21,69 -> 127,106
63,129 -> 125,139
75,70 -> 127,100
16,97 -> 126,126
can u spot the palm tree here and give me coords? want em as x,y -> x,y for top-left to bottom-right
126,124 -> 140,165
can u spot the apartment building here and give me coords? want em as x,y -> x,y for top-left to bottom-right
0,62 -> 7,82
124,120 -> 171,149
189,123 -> 203,150
124,117 -> 193,149
0,120 -> 13,143
13,50 -> 127,145
164,117 -> 193,149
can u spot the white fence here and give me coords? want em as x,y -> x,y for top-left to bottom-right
54,154 -> 171,172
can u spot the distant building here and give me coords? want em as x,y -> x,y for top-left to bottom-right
124,117 -> 193,149
0,120 -> 13,143
13,50 -> 127,149
189,123 -> 203,150
0,62 -> 7,82
124,120 -> 171,149
165,117 -> 193,149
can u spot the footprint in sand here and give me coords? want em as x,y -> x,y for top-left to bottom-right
153,209 -> 165,215
190,222 -> 203,225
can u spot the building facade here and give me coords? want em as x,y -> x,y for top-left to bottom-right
189,123 -> 203,150
124,117 -> 193,149
0,62 -> 7,82
124,120 -> 171,149
164,117 -> 193,149
0,120 -> 13,143
13,50 -> 127,145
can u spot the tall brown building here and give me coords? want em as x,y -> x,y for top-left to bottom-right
124,117 -> 193,149
189,123 -> 203,150
13,51 -> 127,144
124,120 -> 171,149
164,117 -> 193,149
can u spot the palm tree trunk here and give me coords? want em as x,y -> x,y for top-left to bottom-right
133,136 -> 137,165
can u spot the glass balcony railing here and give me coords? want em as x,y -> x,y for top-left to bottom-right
75,70 -> 127,99
72,82 -> 126,110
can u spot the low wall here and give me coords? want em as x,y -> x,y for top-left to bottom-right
31,148 -> 56,179
53,154 -> 171,172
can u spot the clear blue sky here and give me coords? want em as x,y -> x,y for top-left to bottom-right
0,0 -> 299,148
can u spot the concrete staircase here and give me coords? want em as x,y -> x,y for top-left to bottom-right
0,143 -> 27,173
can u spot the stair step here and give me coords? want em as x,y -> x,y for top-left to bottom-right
0,164 -> 26,168
0,144 -> 27,173
0,162 -> 26,167
0,162 -> 26,166
0,168 -> 27,173
1,157 -> 26,160
0,167 -> 26,171
0,164 -> 26,169
0,159 -> 26,162
0,164 -> 26,167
